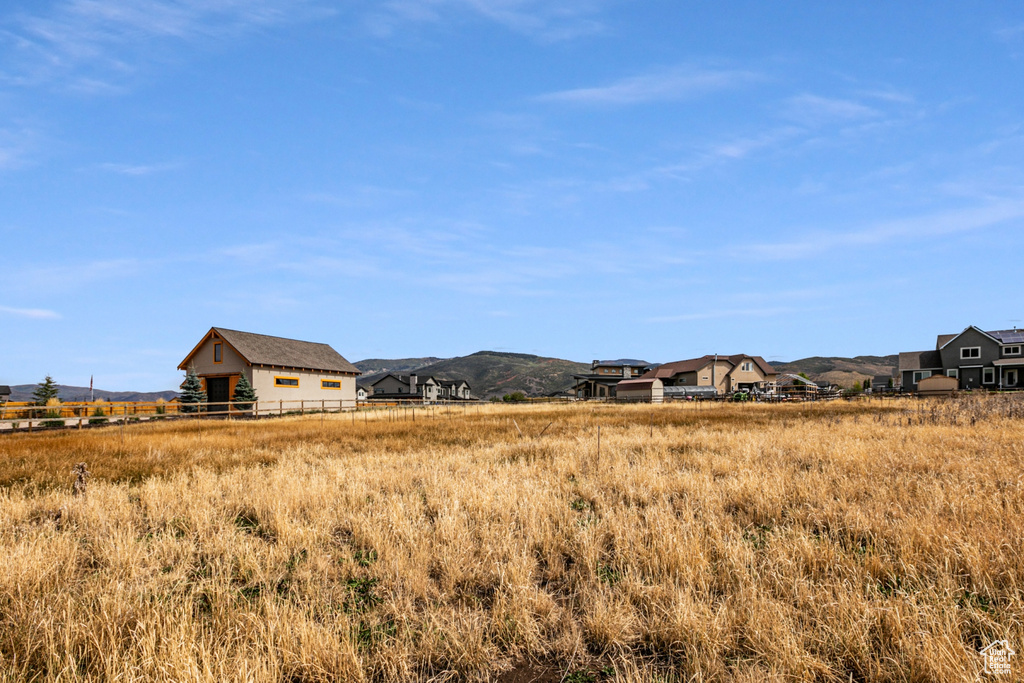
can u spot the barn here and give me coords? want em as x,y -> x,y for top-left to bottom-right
178,327 -> 361,412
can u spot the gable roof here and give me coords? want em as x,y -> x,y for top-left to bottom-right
898,350 -> 943,371
722,354 -> 776,376
644,356 -> 718,378
179,327 -> 360,374
370,373 -> 438,388
936,334 -> 957,349
644,354 -> 776,379
938,325 -> 1001,350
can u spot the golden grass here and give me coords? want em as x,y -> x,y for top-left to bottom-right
0,398 -> 1021,682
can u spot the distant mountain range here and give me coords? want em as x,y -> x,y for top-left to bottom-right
354,351 -> 589,398
5,385 -> 179,403
769,355 -> 898,387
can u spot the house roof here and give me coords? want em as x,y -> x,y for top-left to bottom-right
988,329 -> 1024,344
435,378 -> 471,388
898,350 -> 943,371
992,358 -> 1024,366
644,354 -> 776,379
594,359 -> 649,367
370,373 -> 438,387
938,325 -> 1002,350
179,327 -> 360,374
935,334 -> 957,349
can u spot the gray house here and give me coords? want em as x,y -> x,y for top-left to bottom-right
369,374 -> 472,402
0,385 -> 10,404
899,325 -> 1024,391
370,374 -> 440,402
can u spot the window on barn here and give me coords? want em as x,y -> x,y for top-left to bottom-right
322,380 -> 341,389
275,376 -> 299,387
213,342 -> 223,363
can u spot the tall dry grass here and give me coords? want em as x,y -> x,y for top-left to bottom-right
0,398 -> 1021,682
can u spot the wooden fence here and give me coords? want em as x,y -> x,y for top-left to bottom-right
0,398 -> 359,432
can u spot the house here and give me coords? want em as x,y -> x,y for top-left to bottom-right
178,327 -> 360,412
642,354 -> 777,395
0,385 -> 10,404
370,374 -> 438,402
615,377 -> 664,402
356,385 -> 372,401
573,359 -> 651,398
436,379 -> 472,400
899,325 -> 1024,391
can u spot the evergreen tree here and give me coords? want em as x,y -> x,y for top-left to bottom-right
33,375 -> 60,406
231,373 -> 258,411
179,368 -> 207,414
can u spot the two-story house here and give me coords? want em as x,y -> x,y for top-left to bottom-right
899,325 -> 1024,391
370,374 -> 439,402
642,354 -> 778,395
573,359 -> 651,398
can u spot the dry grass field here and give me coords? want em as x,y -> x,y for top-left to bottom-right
0,398 -> 1022,682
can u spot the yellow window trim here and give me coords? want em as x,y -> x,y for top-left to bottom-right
321,380 -> 342,390
275,375 -> 300,388
213,342 -> 223,364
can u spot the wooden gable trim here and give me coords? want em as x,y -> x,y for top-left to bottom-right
178,327 -> 253,370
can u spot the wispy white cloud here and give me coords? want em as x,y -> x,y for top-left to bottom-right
537,65 -> 761,105
0,305 -> 61,320
367,0 -> 607,41
646,306 -> 805,324
995,23 -> 1024,41
728,200 -> 1024,262
97,161 -> 182,175
1,0 -> 333,90
0,126 -> 39,170
782,94 -> 879,125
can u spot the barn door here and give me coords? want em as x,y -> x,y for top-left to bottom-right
206,377 -> 230,412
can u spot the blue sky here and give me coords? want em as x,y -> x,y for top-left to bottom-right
2,1 -> 1023,391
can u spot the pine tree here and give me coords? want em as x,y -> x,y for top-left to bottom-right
179,368 -> 207,414
231,373 -> 257,411
33,375 -> 60,406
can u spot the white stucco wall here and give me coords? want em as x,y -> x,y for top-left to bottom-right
251,368 -> 356,412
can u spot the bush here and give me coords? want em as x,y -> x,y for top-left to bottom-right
502,391 -> 527,403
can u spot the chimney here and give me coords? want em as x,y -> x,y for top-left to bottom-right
409,374 -> 418,394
